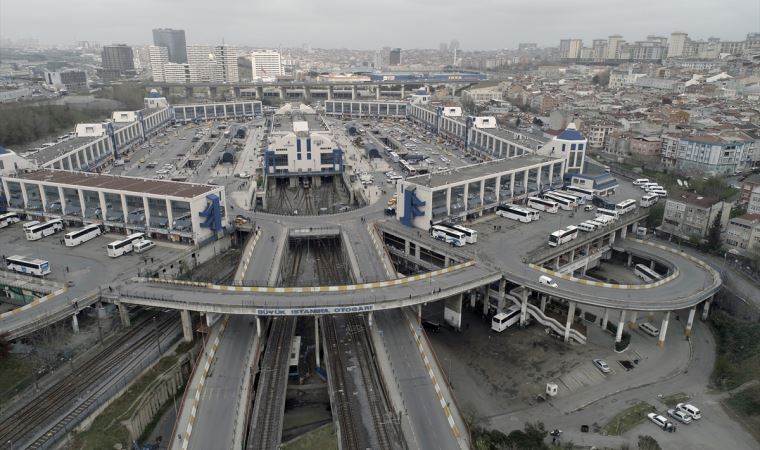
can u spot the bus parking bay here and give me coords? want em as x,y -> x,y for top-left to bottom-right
0,223 -> 189,294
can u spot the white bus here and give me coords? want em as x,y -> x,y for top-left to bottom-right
634,263 -> 662,283
527,197 -> 559,214
441,223 -> 478,244
556,190 -> 586,205
548,226 -> 579,247
64,224 -> 102,247
107,233 -> 146,257
543,193 -> 575,211
491,305 -> 522,332
496,205 -> 536,223
552,190 -> 586,205
431,225 -> 466,247
6,255 -> 51,276
25,219 -> 64,241
615,199 -> 637,215
596,208 -> 619,220
640,194 -> 659,207
399,160 -> 417,176
0,212 -> 21,229
389,151 -> 400,163
565,186 -> 594,200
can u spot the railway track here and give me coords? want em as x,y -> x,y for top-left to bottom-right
246,316 -> 296,450
323,316 -> 362,449
0,313 -> 180,449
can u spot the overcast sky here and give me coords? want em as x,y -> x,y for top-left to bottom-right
2,0 -> 759,49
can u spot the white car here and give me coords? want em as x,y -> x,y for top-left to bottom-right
676,403 -> 701,420
667,408 -> 692,424
538,275 -> 558,288
647,413 -> 674,431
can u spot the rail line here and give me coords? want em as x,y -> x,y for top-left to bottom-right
245,316 -> 296,450
0,313 -> 180,449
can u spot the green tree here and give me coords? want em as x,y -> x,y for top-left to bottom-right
645,203 -> 664,229
707,209 -> 723,251
638,435 -> 662,450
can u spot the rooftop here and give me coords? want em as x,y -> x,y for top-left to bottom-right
9,169 -> 220,199
668,191 -> 720,208
405,154 -> 558,189
26,137 -> 102,165
730,213 -> 760,226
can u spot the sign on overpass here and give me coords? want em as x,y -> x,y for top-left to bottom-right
255,305 -> 374,315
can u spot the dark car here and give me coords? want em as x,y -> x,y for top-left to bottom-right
422,320 -> 441,333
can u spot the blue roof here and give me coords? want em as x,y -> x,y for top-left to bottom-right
558,128 -> 585,141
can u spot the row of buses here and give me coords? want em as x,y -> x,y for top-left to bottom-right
2,213 -> 156,277
430,223 -> 478,247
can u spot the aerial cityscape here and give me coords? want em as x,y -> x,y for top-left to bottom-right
1,2 -> 760,450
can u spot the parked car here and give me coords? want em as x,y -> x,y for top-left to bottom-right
676,403 -> 701,420
647,413 -> 675,431
593,359 -> 611,374
667,408 -> 692,424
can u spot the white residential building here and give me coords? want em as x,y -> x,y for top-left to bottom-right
187,45 -> 213,82
251,50 -> 283,78
668,32 -> 688,58
149,45 -> 169,82
212,45 -> 239,83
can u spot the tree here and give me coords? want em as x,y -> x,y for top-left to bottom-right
707,209 -> 723,251
638,435 -> 662,450
646,203 -> 665,229
532,117 -> 543,126
515,117 -> 522,127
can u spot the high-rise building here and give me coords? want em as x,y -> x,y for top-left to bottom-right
560,39 -> 583,59
101,44 -> 135,77
592,39 -> 608,60
212,45 -> 238,83
668,32 -> 688,58
149,45 -> 169,82
389,48 -> 402,66
606,35 -> 625,60
44,70 -> 88,92
152,28 -> 188,63
188,45 -> 213,82
251,50 -> 283,78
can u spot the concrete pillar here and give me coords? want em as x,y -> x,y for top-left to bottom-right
657,311 -> 671,348
685,306 -> 696,336
621,226 -> 627,239
540,295 -> 547,313
650,260 -> 656,270
327,86 -> 333,100
118,303 -> 131,327
469,294 -> 476,309
279,87 -> 286,99
563,301 -> 576,342
554,256 -> 560,271
702,298 -> 712,320
627,311 -> 638,329
315,317 -> 321,368
351,85 -> 357,100
481,289 -> 489,316
400,85 -> 406,98
72,314 -> 79,334
416,304 -> 422,323
256,316 -> 261,338
376,86 -> 381,100
601,308 -> 609,330
304,86 -> 311,103
444,294 -> 463,331
519,288 -> 529,327
367,312 -> 373,327
627,253 -> 633,267
256,86 -> 264,99
180,310 -> 193,342
615,310 -> 626,343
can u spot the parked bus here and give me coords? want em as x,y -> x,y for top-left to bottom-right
107,233 -> 146,257
634,263 -> 662,283
496,205 -> 536,223
64,223 -> 102,247
596,208 -> 619,220
431,225 -> 466,247
25,219 -> 64,241
542,193 -> 574,211
399,159 -> 417,176
0,212 -> 21,229
441,223 -> 478,244
527,197 -> 559,214
548,226 -> 579,247
491,305 -> 522,332
640,193 -> 659,208
565,186 -> 594,200
388,151 -> 400,163
615,199 -> 637,215
6,255 -> 51,276
551,190 -> 585,205
556,190 -> 586,205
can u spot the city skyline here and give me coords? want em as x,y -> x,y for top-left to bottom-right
2,0 -> 759,50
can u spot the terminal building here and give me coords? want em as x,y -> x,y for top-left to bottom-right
263,104 -> 343,186
172,100 -> 263,122
396,155 -> 565,230
1,169 -> 227,244
324,100 -> 408,118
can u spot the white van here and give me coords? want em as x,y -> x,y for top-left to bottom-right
134,239 -> 156,254
639,322 -> 660,337
676,403 -> 702,420
641,182 -> 660,190
577,221 -> 596,232
538,275 -> 558,288
633,178 -> 650,186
